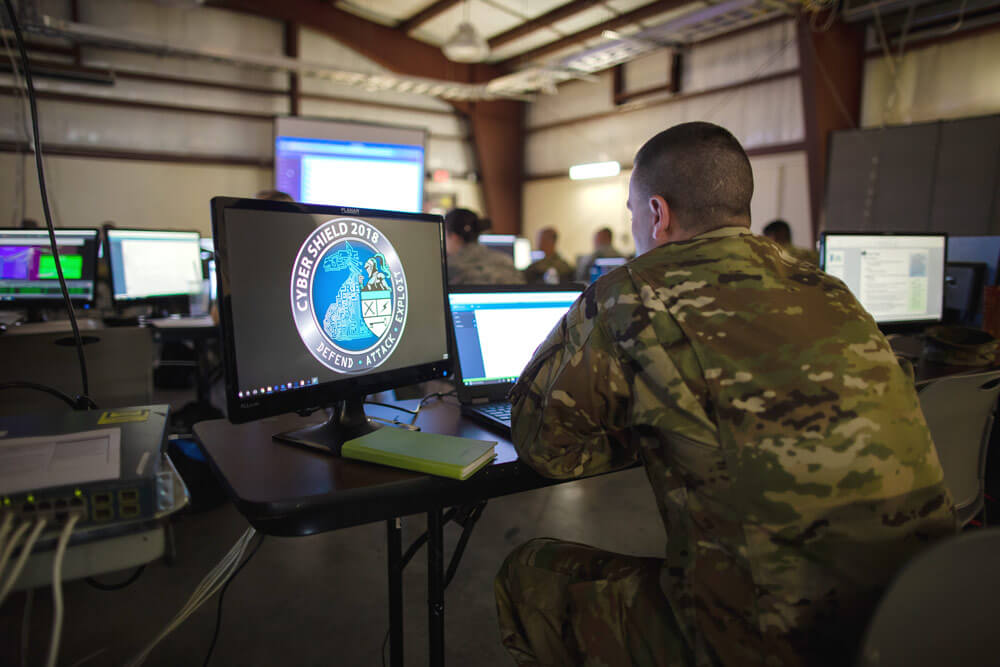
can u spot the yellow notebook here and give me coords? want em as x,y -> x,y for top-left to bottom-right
341,428 -> 497,480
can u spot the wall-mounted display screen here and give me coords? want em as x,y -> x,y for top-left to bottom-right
274,117 -> 426,213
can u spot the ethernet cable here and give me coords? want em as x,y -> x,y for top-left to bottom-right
0,519 -> 32,584
0,513 -> 13,554
125,527 -> 257,667
46,514 -> 80,667
0,518 -> 48,607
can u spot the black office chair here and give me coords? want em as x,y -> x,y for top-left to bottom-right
857,528 -> 1000,666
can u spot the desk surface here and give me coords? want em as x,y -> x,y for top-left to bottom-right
194,400 -> 555,537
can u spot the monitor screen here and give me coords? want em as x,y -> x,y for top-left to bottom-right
821,233 -> 947,325
589,256 -> 627,282
449,290 -> 581,386
274,117 -> 426,213
106,229 -> 203,302
211,197 -> 450,423
0,228 -> 99,304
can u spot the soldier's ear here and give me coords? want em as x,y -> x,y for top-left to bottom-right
649,195 -> 671,244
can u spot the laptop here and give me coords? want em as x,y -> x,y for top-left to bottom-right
448,285 -> 584,435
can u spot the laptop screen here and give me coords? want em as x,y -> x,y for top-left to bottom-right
449,290 -> 582,387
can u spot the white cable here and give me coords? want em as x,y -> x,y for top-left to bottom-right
0,513 -> 13,555
0,520 -> 31,584
45,514 -> 79,667
124,527 -> 256,667
129,532 -> 253,664
0,518 -> 47,607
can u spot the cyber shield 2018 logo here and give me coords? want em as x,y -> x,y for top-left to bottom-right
291,218 -> 408,374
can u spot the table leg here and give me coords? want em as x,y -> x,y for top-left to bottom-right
428,507 -> 445,666
387,518 -> 404,667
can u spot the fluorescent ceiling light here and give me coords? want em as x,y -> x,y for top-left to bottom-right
569,161 -> 620,180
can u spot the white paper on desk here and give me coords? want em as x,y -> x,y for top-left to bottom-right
0,427 -> 121,495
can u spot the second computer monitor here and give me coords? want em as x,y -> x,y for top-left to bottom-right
821,232 -> 947,326
106,229 -> 203,304
0,228 -> 99,306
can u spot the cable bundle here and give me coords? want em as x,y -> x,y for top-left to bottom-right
125,526 -> 257,667
0,512 -> 80,667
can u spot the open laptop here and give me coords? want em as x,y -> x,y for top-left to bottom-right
448,285 -> 584,435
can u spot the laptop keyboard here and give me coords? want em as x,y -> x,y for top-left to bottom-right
478,402 -> 511,424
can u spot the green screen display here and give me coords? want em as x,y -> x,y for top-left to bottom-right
37,254 -> 83,280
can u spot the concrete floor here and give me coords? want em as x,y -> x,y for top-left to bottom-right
0,384 -> 665,667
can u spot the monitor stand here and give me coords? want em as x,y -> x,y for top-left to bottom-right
272,397 -> 380,456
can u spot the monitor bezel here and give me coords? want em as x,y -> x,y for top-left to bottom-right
447,284 -> 585,404
211,196 -> 451,425
819,231 -> 949,327
0,227 -> 100,308
104,228 -> 205,305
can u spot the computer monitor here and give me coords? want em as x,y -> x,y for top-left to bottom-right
0,228 -> 99,309
479,234 -> 533,270
211,197 -> 451,454
820,233 -> 947,326
589,256 -> 627,282
105,230 -> 203,309
448,286 -> 583,397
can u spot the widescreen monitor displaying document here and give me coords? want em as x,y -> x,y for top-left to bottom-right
449,291 -> 580,386
821,233 -> 946,324
106,230 -> 203,301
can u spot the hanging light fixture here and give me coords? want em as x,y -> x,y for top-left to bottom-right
442,0 -> 489,63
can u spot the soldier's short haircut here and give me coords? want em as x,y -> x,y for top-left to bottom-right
595,227 -> 613,244
255,189 -> 294,202
633,122 -> 753,234
763,219 -> 791,241
540,227 -> 558,243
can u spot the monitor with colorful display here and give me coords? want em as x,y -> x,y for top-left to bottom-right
210,197 -> 450,454
0,228 -> 99,306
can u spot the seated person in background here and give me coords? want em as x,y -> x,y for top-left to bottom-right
523,227 -> 574,284
763,218 -> 819,265
575,226 -> 624,281
496,121 -> 956,667
445,208 -> 525,286
255,189 -> 294,202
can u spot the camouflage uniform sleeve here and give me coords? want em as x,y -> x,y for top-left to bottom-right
509,291 -> 638,479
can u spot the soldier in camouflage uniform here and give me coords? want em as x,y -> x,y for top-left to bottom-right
496,122 -> 957,667
445,208 -> 525,286
524,227 -> 575,284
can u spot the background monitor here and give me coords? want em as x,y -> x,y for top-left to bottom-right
479,234 -> 532,270
0,228 -> 99,306
821,232 -> 947,325
106,229 -> 203,303
274,117 -> 426,213
211,197 -> 451,451
589,256 -> 627,282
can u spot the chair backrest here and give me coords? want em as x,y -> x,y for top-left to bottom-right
0,326 -> 154,414
858,528 -> 1000,666
918,369 -> 1000,524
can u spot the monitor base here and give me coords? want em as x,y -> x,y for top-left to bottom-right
272,397 -> 379,456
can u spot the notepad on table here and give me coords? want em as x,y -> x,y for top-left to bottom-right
341,428 -> 497,480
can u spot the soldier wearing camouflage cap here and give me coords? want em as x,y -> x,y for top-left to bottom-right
496,121 -> 957,667
444,208 -> 525,286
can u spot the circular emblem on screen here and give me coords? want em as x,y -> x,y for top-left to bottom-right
291,218 -> 408,374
